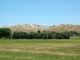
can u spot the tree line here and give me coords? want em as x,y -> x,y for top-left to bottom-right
12,30 -> 70,39
0,28 -> 80,39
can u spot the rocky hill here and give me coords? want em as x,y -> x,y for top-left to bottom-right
3,24 -> 80,32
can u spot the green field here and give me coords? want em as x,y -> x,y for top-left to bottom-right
0,39 -> 80,60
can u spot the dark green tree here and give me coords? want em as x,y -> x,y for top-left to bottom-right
0,28 -> 12,39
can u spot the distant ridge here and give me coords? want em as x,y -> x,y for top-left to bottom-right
3,24 -> 80,32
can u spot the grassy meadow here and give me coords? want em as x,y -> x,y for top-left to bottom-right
0,39 -> 80,60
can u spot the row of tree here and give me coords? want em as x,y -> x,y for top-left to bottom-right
0,28 -> 80,39
12,30 -> 70,39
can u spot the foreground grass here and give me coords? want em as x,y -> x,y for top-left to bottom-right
0,39 -> 80,60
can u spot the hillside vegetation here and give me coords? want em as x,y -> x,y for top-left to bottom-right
0,24 -> 80,39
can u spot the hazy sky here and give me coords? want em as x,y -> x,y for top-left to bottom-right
0,0 -> 80,27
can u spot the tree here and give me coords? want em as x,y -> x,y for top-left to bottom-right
37,30 -> 41,34
0,28 -> 12,39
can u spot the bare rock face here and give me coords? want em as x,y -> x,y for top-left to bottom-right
3,24 -> 80,32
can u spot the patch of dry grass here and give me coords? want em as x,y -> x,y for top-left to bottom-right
0,43 -> 80,56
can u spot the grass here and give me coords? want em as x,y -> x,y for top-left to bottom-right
0,39 -> 80,60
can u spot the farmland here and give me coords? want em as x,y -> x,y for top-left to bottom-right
0,39 -> 80,60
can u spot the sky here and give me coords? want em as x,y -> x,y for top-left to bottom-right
0,0 -> 80,27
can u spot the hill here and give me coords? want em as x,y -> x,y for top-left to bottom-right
3,24 -> 80,32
